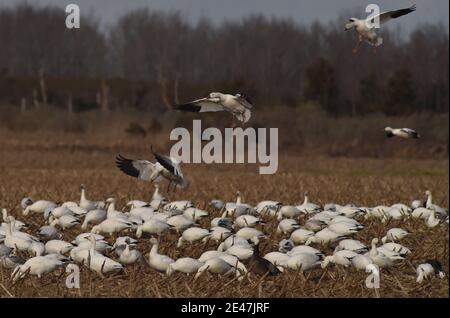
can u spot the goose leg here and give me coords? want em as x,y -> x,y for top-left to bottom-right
352,36 -> 362,54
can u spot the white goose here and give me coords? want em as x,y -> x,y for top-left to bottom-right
2,209 -> 27,230
166,257 -> 204,276
183,208 -> 209,222
119,244 -> 143,265
277,205 -> 302,220
194,257 -> 236,281
235,227 -> 265,241
327,222 -> 363,235
425,210 -> 441,228
411,207 -> 434,220
23,200 -> 57,216
277,219 -> 300,235
305,228 -> 347,246
285,253 -> 321,271
416,260 -> 445,283
425,190 -> 448,218
4,218 -> 36,252
366,238 -> 393,269
263,252 -> 290,270
148,237 -> 174,272
91,218 -> 132,236
225,244 -> 254,261
177,228 -> 211,248
334,239 -> 368,254
44,240 -> 74,255
321,250 -> 358,268
50,214 -> 80,230
85,235 -> 123,275
287,245 -> 324,258
381,228 -> 410,243
351,254 -> 374,271
79,184 -> 105,211
166,215 -> 196,232
344,5 -> 416,53
137,218 -> 171,237
175,92 -> 253,125
209,227 -> 232,242
290,228 -> 315,244
296,192 -> 321,214
385,127 -> 420,139
235,215 -> 263,228
12,255 -> 64,281
81,209 -> 107,230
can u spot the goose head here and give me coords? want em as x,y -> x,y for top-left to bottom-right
384,127 -> 393,132
21,197 -> 34,210
344,18 -> 358,31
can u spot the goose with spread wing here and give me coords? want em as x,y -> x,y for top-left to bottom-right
344,5 -> 416,53
175,92 -> 253,126
115,146 -> 188,191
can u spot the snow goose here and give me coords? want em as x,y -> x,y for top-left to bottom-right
277,219 -> 300,235
329,216 -> 361,226
2,209 -> 27,230
79,184 -> 105,211
177,227 -> 211,248
22,200 -> 57,216
256,201 -> 282,217
50,214 -> 80,230
194,257 -> 236,281
364,205 -> 389,220
278,239 -> 295,253
287,245 -> 324,258
247,240 -> 281,276
385,127 -> 420,139
44,240 -> 74,255
166,257 -> 204,276
296,192 -> 321,214
1,253 -> 25,269
336,206 -> 364,218
351,254 -> 373,271
290,228 -> 315,244
425,210 -> 441,228
209,226 -> 232,242
0,244 -> 12,258
209,200 -> 224,210
334,239 -> 368,254
21,197 -> 34,210
277,205 -> 302,220
416,260 -> 445,283
305,228 -> 347,246
286,252 -> 321,271
175,92 -> 253,125
148,237 -> 174,272
327,222 -> 363,236
290,228 -> 314,244
76,239 -> 112,254
376,246 -> 405,261
129,206 -> 155,218
166,215 -> 196,232
425,190 -> 448,218
391,204 -> 412,215
411,200 -> 424,210
28,241 -> 45,256
183,208 -> 209,222
411,207 -> 434,220
118,244 -> 144,265
322,250 -> 358,268
263,252 -> 290,269
81,209 -> 107,230
381,228 -> 410,243
11,255 -> 64,281
4,218 -> 36,252
235,215 -> 263,228
84,235 -> 123,275
225,244 -> 254,261
113,236 -> 138,249
91,218 -> 132,236
74,233 -> 105,244
381,242 -> 411,256
366,238 -> 393,269
303,219 -> 327,232
136,218 -> 171,237
164,200 -> 193,212
235,227 -> 265,241
345,5 -> 416,53
198,250 -> 227,262
217,235 -> 252,252
383,207 -> 406,221
48,206 -> 75,220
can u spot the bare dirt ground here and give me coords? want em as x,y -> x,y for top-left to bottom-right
0,132 -> 448,298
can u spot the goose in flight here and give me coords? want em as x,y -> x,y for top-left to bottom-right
344,5 -> 416,53
115,146 -> 188,191
175,92 -> 253,126
385,127 -> 420,139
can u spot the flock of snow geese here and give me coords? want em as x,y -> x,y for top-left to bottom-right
0,186 -> 447,287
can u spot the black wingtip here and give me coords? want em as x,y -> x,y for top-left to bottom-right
386,132 -> 394,138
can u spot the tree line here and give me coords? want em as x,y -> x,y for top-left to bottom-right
0,3 -> 448,116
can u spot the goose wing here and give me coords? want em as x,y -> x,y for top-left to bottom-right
115,154 -> 161,182
175,97 -> 225,113
235,94 -> 254,109
151,146 -> 181,177
366,5 -> 416,25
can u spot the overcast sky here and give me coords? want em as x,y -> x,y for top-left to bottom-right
1,0 -> 448,30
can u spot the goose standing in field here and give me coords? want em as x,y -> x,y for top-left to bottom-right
411,199 -> 424,210
366,238 -> 393,269
277,219 -> 300,235
424,190 -> 448,218
425,210 -> 441,228
235,227 -> 265,241
91,218 -> 132,236
2,209 -> 27,230
194,257 -> 236,281
327,221 -> 363,236
148,237 -> 174,272
296,192 -> 321,214
285,252 -> 321,271
11,255 -> 64,281
334,239 -> 368,254
290,228 -> 315,244
116,146 -> 188,192
351,254 -> 374,271
247,238 -> 281,276
381,228 -> 410,243
177,227 -> 211,248
166,215 -> 196,232
209,200 -> 225,211
416,260 -> 446,283
22,200 -> 57,216
235,215 -> 264,228
81,209 -> 107,230
175,92 -> 253,126
263,251 -> 290,270
44,240 -> 74,255
3,218 -> 36,252
50,214 -> 80,230
277,205 -> 302,220
136,218 -> 171,237
287,245 -> 324,258
381,242 -> 411,257
209,227 -> 232,242
85,235 -> 123,276
183,208 -> 209,222
79,184 -> 105,211
166,257 -> 204,276
305,228 -> 347,246
344,5 -> 416,53
385,127 -> 420,139
411,207 -> 434,220
321,250 -> 358,268
118,243 -> 144,265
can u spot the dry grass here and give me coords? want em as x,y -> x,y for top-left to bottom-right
0,130 -> 448,298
